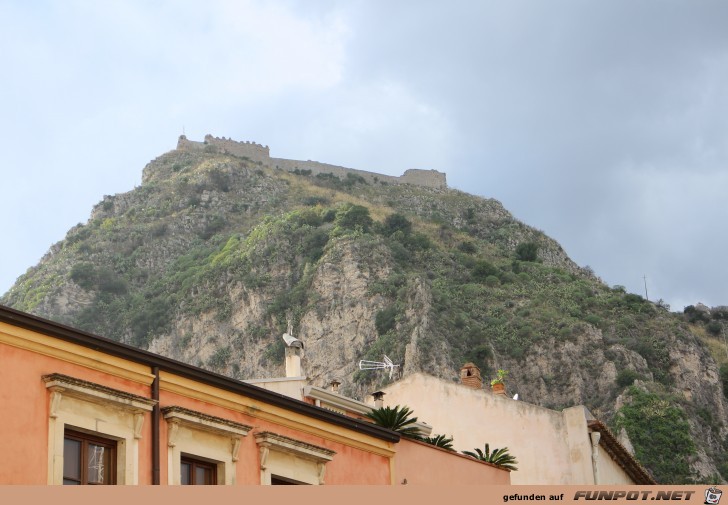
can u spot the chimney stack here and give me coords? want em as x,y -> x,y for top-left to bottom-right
460,363 -> 483,389
285,345 -> 302,377
282,327 -> 304,378
329,379 -> 341,394
371,391 -> 386,409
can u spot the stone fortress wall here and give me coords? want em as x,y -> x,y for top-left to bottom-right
176,135 -> 447,190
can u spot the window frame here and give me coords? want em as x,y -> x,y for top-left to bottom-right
180,455 -> 218,485
63,429 -> 118,485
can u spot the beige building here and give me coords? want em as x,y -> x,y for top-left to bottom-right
245,338 -> 651,485
377,366 -> 654,485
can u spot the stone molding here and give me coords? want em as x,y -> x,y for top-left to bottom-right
42,373 -> 156,416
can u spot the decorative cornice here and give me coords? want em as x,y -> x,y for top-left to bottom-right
161,405 -> 252,437
254,431 -> 336,463
42,373 -> 156,413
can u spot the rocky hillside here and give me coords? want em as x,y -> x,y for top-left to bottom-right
3,138 -> 727,484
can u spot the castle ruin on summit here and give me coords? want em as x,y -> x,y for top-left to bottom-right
176,134 -> 447,190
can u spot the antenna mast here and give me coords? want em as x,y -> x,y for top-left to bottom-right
358,355 -> 400,379
643,275 -> 649,301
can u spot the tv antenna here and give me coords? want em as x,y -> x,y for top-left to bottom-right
358,355 -> 400,379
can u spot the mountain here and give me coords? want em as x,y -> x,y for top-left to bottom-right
3,135 -> 727,484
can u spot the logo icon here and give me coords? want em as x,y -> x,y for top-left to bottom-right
706,487 -> 723,505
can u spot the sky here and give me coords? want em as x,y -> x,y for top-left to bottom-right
1,0 -> 727,312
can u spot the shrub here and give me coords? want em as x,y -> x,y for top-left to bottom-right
70,262 -> 96,289
472,260 -> 498,281
458,241 -> 477,254
344,173 -> 367,186
388,241 -> 411,265
302,229 -> 329,262
96,268 -> 128,295
335,204 -> 372,232
315,172 -> 340,183
707,321 -> 723,336
583,314 -> 603,328
375,306 -> 398,336
485,275 -> 500,287
405,232 -> 432,251
382,213 -> 413,236
616,369 -> 641,388
130,297 -> 171,348
515,242 -> 539,262
208,346 -> 231,369
712,307 -> 728,320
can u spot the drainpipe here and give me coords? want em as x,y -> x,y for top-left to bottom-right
590,431 -> 601,485
152,366 -> 160,485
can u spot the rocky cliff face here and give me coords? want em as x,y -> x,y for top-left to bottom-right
3,144 -> 727,483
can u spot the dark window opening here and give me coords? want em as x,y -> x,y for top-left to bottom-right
181,457 -> 217,485
271,475 -> 309,485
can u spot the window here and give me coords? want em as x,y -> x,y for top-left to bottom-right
162,406 -> 251,485
63,430 -> 117,485
255,432 -> 335,485
180,456 -> 217,485
44,373 -> 155,485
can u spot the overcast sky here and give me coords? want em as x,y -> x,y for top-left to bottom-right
1,0 -> 727,311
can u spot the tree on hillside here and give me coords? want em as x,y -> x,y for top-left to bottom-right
335,204 -> 373,232
515,242 -> 539,262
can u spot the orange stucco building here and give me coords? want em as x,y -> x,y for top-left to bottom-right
0,305 -> 508,485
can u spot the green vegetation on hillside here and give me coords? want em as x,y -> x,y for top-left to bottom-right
2,147 -> 726,484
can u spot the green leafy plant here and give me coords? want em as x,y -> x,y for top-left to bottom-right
490,369 -> 509,387
422,434 -> 455,451
365,405 -> 422,439
462,443 -> 518,470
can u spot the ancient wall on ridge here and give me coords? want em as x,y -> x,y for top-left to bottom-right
175,135 -> 447,189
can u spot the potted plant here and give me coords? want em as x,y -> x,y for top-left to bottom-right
490,369 -> 508,395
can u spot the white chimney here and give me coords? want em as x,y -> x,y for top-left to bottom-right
285,345 -> 302,377
282,330 -> 304,378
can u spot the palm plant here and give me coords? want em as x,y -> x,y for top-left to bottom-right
462,443 -> 518,470
422,434 -> 455,451
365,405 -> 422,439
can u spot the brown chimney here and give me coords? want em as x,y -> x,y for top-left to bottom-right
371,391 -> 386,409
329,379 -> 341,394
460,363 -> 483,389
